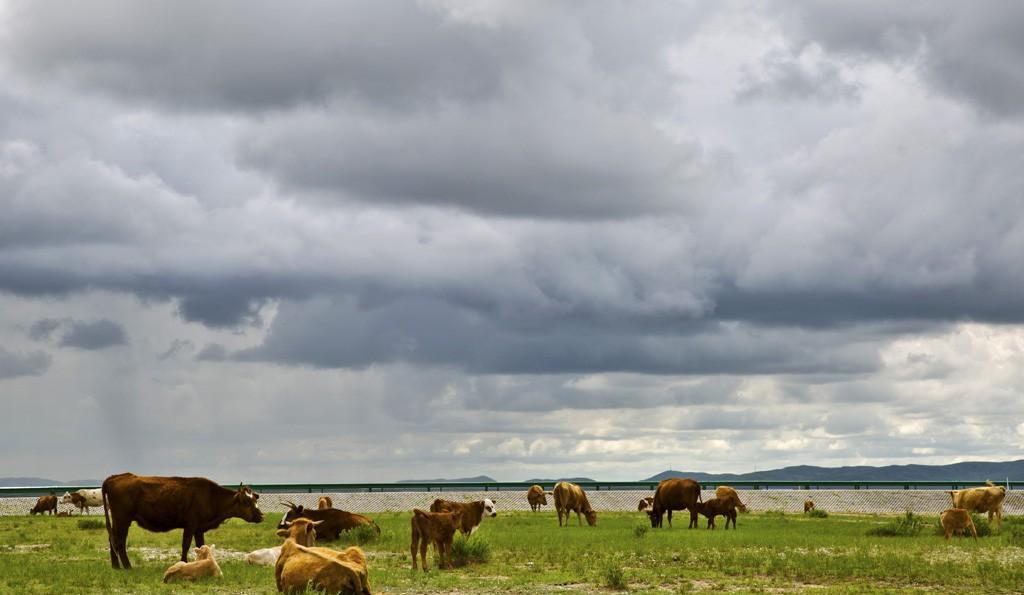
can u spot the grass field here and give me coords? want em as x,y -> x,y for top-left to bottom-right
0,510 -> 1022,593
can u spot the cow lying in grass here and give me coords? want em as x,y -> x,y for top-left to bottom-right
940,508 -> 978,542
163,544 -> 223,583
278,500 -> 380,541
245,545 -> 281,566
276,518 -> 371,594
411,508 -> 462,571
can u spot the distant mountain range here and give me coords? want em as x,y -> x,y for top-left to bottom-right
397,475 -> 496,483
643,459 -> 1024,483
0,477 -> 101,487
523,478 -> 596,484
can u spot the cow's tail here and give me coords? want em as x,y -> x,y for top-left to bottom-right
102,482 -> 115,559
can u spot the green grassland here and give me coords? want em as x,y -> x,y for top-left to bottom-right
0,510 -> 1022,594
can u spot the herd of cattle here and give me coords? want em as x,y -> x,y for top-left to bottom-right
22,474 -> 1011,593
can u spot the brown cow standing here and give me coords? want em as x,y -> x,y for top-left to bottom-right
410,508 -> 462,571
29,495 -> 58,515
553,481 -> 597,527
949,481 -> 1006,529
429,498 -> 496,535
804,500 -> 815,513
527,485 -> 548,512
278,501 -> 381,541
649,478 -> 702,528
102,473 -> 263,569
715,486 -> 748,513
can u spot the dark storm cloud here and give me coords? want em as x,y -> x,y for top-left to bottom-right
776,1 -> 1024,117
0,347 -> 51,379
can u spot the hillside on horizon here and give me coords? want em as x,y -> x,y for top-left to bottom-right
643,459 -> 1024,483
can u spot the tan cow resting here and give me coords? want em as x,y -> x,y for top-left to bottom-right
527,485 -> 548,512
715,486 -> 748,513
163,544 -> 223,583
318,495 -> 333,510
949,481 -> 1006,529
940,508 -> 978,542
410,508 -> 462,571
553,481 -> 597,527
275,518 -> 371,594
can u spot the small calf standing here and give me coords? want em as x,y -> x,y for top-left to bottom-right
318,495 -> 333,510
163,544 -> 223,583
410,508 -> 462,571
804,500 -> 815,513
940,508 -> 978,542
29,495 -> 58,516
527,485 -> 547,512
694,497 -> 737,530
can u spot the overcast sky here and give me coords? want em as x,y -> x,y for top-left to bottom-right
2,1 -> 1023,483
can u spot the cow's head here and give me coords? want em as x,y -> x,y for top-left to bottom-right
483,498 -> 497,518
194,544 -> 215,560
277,500 -> 309,529
647,508 -> 663,528
584,509 -> 598,527
60,492 -> 74,504
277,518 -> 322,546
233,485 -> 263,523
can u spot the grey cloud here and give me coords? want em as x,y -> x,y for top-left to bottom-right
157,339 -> 194,361
736,47 -> 861,103
28,317 -> 63,341
776,1 -> 1024,117
196,343 -> 228,362
58,318 -> 128,350
0,347 -> 51,379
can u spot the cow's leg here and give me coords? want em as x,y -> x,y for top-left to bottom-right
667,510 -> 672,528
410,527 -> 419,570
970,523 -> 978,542
107,518 -> 121,569
194,531 -> 205,549
115,521 -> 132,569
689,509 -> 699,529
180,527 -> 194,563
577,510 -> 582,526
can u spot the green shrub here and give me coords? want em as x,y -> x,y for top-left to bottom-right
600,563 -> 627,590
450,535 -> 490,567
866,510 -> 925,537
633,522 -> 648,538
350,523 -> 379,545
1006,524 -> 1024,547
807,508 -> 828,518
77,519 -> 105,530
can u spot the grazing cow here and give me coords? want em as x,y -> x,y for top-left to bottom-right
649,478 -> 701,529
715,486 -> 748,513
278,501 -> 381,541
940,508 -> 978,542
318,495 -> 333,510
62,489 -> 103,515
245,546 -> 282,566
638,496 -> 655,512
410,508 -> 462,571
949,481 -> 1006,529
429,498 -> 497,535
804,500 -> 815,513
553,481 -> 597,527
276,518 -> 371,594
101,473 -> 263,569
162,544 -> 223,583
29,495 -> 58,516
693,497 -> 737,530
527,485 -> 548,512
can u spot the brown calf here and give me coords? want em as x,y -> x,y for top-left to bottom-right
162,544 -> 223,583
430,498 -> 496,536
940,508 -> 978,542
693,497 -> 737,530
410,508 -> 462,571
715,486 -> 748,513
804,500 -> 815,513
553,481 -> 597,527
527,485 -> 548,512
29,495 -> 58,516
